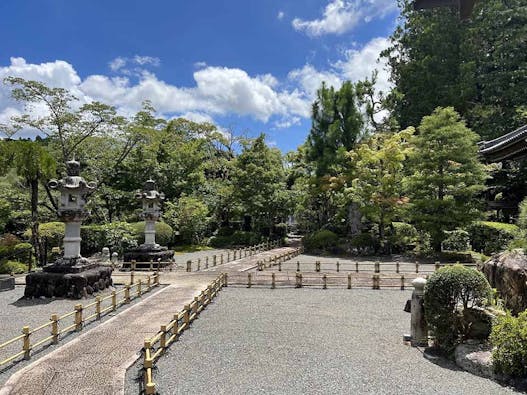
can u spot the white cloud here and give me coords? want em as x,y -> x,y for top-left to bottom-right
109,57 -> 126,71
288,64 -> 342,98
133,55 -> 160,67
292,0 -> 397,37
334,36 -> 391,94
277,11 -> 285,20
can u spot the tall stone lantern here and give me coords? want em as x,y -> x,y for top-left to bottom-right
24,160 -> 113,299
137,179 -> 165,248
49,159 -> 96,264
123,179 -> 174,269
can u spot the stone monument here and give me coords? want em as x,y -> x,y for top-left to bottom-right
24,160 -> 113,298
123,179 -> 173,269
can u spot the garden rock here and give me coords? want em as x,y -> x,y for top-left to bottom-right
483,249 -> 527,314
454,340 -> 494,379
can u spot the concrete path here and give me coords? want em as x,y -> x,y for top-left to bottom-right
0,274 -> 219,395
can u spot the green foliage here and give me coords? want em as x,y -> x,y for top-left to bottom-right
163,196 -> 208,244
28,222 -> 64,251
100,222 -> 137,255
304,230 -> 339,252
424,265 -> 492,352
208,230 -> 260,248
390,222 -> 418,253
467,221 -> 520,255
517,198 -> 527,231
490,311 -> 527,378
347,128 -> 414,247
0,260 -> 27,274
350,233 -> 380,254
129,221 -> 173,247
442,229 -> 470,252
80,225 -> 105,255
404,107 -> 487,250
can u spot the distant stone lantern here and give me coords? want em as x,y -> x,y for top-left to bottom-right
136,179 -> 165,248
123,179 -> 174,269
48,159 -> 96,263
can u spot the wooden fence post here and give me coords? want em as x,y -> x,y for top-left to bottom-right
373,275 -> 380,290
336,261 -> 340,272
22,326 -> 31,360
271,273 -> 276,289
213,255 -> 217,266
132,260 -> 136,272
374,261 -> 380,273
224,273 -> 228,287
435,261 -> 440,271
396,262 -> 400,274
160,325 -> 167,351
184,304 -> 190,326
149,259 -> 153,271
51,314 -> 59,344
112,291 -> 117,311
415,262 -> 419,273
247,273 -> 252,288
347,273 -> 352,289
186,260 -> 192,272
315,261 -> 320,272
197,259 -> 201,271
278,260 -> 282,272
295,273 -> 302,288
355,261 -> 359,273
130,270 -> 135,285
75,304 -> 83,331
125,285 -> 131,304
96,296 -> 102,319
206,256 -> 209,268
401,275 -> 405,290
322,274 -> 327,289
297,261 -> 300,272
137,280 -> 142,297
227,252 -> 230,262
221,254 -> 224,265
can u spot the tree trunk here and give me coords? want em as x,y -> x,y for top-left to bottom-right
29,177 -> 42,269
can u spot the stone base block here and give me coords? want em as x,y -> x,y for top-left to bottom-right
124,249 -> 174,264
0,275 -> 15,292
25,265 -> 113,299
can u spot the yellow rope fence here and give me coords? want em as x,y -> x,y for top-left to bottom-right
0,272 -> 161,368
143,273 -> 227,394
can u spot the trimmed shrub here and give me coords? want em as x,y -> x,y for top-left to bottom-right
304,230 -> 339,252
273,223 -> 288,238
0,260 -> 28,274
130,221 -> 173,247
100,222 -> 138,255
424,264 -> 492,352
467,221 -> 520,255
13,242 -> 32,262
350,233 -> 380,254
230,231 -> 260,246
390,222 -> 418,252
208,235 -> 232,248
442,229 -> 470,252
81,225 -> 106,255
490,311 -> 527,378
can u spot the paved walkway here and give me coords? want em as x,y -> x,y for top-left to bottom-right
0,246 -> 297,395
0,274 -> 219,395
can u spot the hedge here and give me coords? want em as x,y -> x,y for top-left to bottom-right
490,310 -> 527,378
467,221 -> 520,255
304,230 -> 339,252
129,221 -> 174,247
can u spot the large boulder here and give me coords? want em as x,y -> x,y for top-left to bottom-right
482,249 -> 527,314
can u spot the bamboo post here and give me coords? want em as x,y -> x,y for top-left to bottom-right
374,261 -> 380,273
295,272 -> 302,288
224,273 -> 228,287
415,262 -> 419,273
221,254 -> 224,265
336,261 -> 340,272
258,261 -> 263,271
22,326 -> 31,360
278,260 -> 282,272
213,255 -> 217,266
137,280 -> 142,297
75,304 -> 83,331
297,261 -> 300,272
322,274 -> 327,289
112,291 -> 117,311
186,260 -> 192,272
160,325 -> 167,351
184,304 -> 190,325
197,259 -> 201,271
147,275 -> 151,289
373,274 -> 380,290
435,261 -> 440,271
401,275 -> 405,290
51,314 -> 59,344
347,273 -> 352,289
96,296 -> 102,319
144,339 -> 155,394
132,260 -> 136,272
247,273 -> 252,288
315,261 -> 320,272
155,272 -> 160,285
271,273 -> 276,289
125,285 -> 131,304
355,261 -> 359,273
396,262 -> 400,274
130,270 -> 135,285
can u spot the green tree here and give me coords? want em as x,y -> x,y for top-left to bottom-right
0,140 -> 56,267
164,196 -> 209,245
405,107 -> 487,250
347,128 -> 415,248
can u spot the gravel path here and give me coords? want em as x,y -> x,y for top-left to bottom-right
0,284 -> 162,385
172,248 -> 232,270
126,288 -> 518,395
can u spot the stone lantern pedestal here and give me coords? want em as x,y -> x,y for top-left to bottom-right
24,160 -> 113,299
123,180 -> 174,270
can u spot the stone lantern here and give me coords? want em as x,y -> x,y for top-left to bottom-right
24,160 -> 113,299
136,179 -> 165,248
123,179 -> 174,269
48,159 -> 96,264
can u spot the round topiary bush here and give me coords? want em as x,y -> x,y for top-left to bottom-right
490,310 -> 527,378
424,264 -> 492,352
0,260 -> 28,274
304,230 -> 339,252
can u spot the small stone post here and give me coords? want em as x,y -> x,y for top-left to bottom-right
410,277 -> 428,347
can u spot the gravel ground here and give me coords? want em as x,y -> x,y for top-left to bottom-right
0,284 -> 163,385
125,288 -> 518,395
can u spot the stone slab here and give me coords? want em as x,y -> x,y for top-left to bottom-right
0,276 -> 15,292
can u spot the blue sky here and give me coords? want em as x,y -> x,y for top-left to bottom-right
0,0 -> 400,152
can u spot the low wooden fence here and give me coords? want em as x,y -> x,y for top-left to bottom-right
224,271 -> 423,290
143,273 -> 227,394
185,240 -> 286,272
261,260 -> 477,274
0,273 -> 160,369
